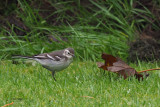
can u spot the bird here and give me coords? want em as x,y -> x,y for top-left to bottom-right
12,48 -> 74,81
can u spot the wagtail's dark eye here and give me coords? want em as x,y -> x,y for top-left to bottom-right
68,52 -> 71,55
66,51 -> 70,54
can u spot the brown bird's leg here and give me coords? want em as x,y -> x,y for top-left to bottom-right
52,71 -> 56,81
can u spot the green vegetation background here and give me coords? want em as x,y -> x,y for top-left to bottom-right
0,0 -> 160,106
0,0 -> 159,61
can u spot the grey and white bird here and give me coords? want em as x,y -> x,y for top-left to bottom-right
12,48 -> 74,81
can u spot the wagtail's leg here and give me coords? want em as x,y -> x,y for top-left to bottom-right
103,70 -> 105,75
52,71 -> 56,81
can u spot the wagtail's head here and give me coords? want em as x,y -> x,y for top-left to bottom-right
63,48 -> 74,59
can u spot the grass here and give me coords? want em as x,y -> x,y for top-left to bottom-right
1,0 -> 159,60
0,60 -> 160,106
0,1 -> 160,106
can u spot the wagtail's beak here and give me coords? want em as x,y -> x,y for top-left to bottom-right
70,53 -> 75,57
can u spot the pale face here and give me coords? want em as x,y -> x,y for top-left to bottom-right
63,49 -> 74,59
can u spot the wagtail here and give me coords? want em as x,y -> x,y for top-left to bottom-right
12,48 -> 74,81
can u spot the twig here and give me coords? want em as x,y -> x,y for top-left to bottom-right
81,96 -> 94,99
1,102 -> 14,107
138,68 -> 160,73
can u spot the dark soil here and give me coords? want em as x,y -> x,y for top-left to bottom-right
0,14 -> 30,36
128,0 -> 160,62
129,37 -> 160,62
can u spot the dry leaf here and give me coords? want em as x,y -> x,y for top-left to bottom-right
97,53 -> 145,80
